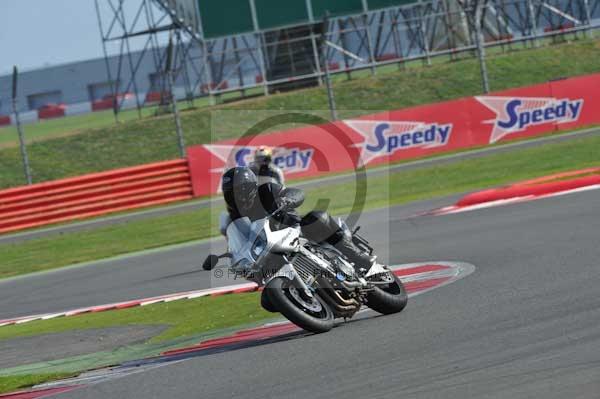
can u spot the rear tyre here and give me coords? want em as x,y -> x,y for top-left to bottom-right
266,277 -> 334,333
366,272 -> 408,315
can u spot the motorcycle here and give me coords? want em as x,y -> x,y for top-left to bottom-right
203,198 -> 407,334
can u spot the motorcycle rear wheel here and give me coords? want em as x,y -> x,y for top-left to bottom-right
266,277 -> 334,333
366,272 -> 408,315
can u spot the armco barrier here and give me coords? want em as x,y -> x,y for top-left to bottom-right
91,98 -> 114,111
187,73 -> 600,196
38,104 -> 66,120
0,159 -> 192,234
145,91 -> 165,103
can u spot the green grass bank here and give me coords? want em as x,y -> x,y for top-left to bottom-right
0,39 -> 599,189
1,132 -> 599,280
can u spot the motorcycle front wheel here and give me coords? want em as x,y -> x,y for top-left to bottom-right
266,277 -> 334,333
260,289 -> 278,312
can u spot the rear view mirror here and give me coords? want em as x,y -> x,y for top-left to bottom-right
202,254 -> 219,270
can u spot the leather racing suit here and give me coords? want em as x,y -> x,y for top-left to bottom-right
223,182 -> 373,272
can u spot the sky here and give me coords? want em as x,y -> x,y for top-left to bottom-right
0,0 -> 157,75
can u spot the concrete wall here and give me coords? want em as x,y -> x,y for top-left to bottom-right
0,47 -> 203,116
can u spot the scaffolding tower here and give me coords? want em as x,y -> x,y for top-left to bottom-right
95,0 -> 600,115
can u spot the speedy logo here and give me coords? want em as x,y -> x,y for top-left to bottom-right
476,96 -> 584,143
344,120 -> 452,165
204,144 -> 313,174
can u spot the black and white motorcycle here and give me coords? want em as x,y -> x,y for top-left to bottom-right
204,196 -> 407,334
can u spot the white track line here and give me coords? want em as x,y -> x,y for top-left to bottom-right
0,262 -> 471,328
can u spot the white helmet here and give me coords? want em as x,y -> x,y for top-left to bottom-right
254,146 -> 273,165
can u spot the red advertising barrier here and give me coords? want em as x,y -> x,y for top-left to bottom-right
187,119 -> 363,196
456,173 -> 600,207
0,115 -> 10,126
2,73 -> 598,234
92,98 -> 114,111
187,73 -> 600,196
0,159 -> 192,234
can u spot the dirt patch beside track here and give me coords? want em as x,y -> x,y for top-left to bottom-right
0,325 -> 167,370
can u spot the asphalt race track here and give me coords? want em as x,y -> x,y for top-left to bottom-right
0,195 -> 459,319
2,184 -> 600,397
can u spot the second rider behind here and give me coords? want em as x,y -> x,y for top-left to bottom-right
221,167 -> 374,274
249,146 -> 285,186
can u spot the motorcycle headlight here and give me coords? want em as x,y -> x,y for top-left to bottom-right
251,230 -> 267,259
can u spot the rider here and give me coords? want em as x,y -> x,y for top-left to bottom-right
221,166 -> 374,274
249,146 -> 285,186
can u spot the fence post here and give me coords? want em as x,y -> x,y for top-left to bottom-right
170,70 -> 186,158
166,34 -> 186,158
363,13 -> 377,75
442,0 -> 457,61
11,66 -> 32,185
474,1 -> 491,93
417,4 -> 432,66
321,13 -> 338,121
201,39 -> 216,105
310,27 -> 324,86
526,0 -> 539,47
255,33 -> 270,96
583,0 -> 594,38
339,19 -> 354,79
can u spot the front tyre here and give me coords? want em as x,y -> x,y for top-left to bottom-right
366,272 -> 408,315
266,277 -> 334,333
260,289 -> 278,312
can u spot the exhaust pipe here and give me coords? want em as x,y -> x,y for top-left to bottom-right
317,278 -> 360,317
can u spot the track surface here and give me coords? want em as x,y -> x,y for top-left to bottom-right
0,195 -> 457,319
3,185 -> 600,398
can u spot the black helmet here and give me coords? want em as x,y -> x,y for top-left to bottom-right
222,167 -> 258,212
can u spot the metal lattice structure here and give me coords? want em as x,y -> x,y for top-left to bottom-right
94,0 -> 206,116
95,0 -> 600,114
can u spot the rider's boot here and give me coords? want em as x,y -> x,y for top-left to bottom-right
333,237 -> 376,274
301,210 -> 375,274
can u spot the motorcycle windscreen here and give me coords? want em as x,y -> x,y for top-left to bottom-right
226,217 -> 252,251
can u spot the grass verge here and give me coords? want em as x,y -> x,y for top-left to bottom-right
0,292 -> 270,343
0,292 -> 274,394
0,373 -> 76,394
1,38 -> 599,188
1,133 -> 599,280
